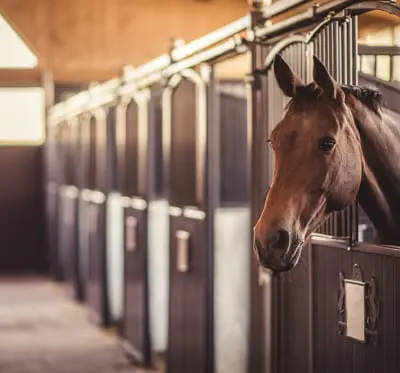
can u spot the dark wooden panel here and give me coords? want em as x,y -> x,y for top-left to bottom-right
78,114 -> 91,189
57,192 -> 71,282
278,245 -> 311,373
167,214 -> 211,373
45,125 -> 62,184
169,79 -> 197,207
115,102 -> 126,193
45,185 -> 61,280
125,100 -> 139,196
69,120 -> 80,187
86,200 -> 109,326
301,243 -> 400,373
77,196 -> 91,301
312,244 -> 352,373
219,85 -> 248,205
57,191 -> 82,299
122,205 -> 151,365
106,106 -> 117,191
88,116 -> 97,190
0,146 -> 46,273
58,122 -> 69,185
149,89 -> 164,198
349,251 -> 400,373
95,112 -> 108,192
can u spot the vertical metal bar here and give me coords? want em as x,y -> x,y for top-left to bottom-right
248,12 -> 276,371
326,25 -> 330,70
333,21 -> 340,237
342,20 -> 348,85
351,15 -> 359,244
326,27 -> 334,235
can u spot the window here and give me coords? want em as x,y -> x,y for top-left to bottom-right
0,87 -> 45,144
0,13 -> 38,68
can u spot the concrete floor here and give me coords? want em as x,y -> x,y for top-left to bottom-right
0,277 -> 157,373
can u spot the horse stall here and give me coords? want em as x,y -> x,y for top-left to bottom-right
57,117 -> 81,299
44,122 -> 62,281
112,74 -> 171,367
213,55 -> 251,373
87,81 -> 120,326
58,80 -> 118,326
114,84 -> 153,365
248,1 -> 400,372
161,67 -> 214,373
162,48 -> 254,372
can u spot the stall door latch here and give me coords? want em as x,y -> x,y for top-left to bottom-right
337,264 -> 380,345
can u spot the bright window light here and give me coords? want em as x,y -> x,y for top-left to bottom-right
0,13 -> 38,68
0,87 -> 45,144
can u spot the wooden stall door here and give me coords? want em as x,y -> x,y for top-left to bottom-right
166,74 -> 212,373
122,205 -> 151,365
87,199 -> 109,325
347,249 -> 400,373
45,182 -> 60,279
167,214 -> 210,373
58,188 -> 78,288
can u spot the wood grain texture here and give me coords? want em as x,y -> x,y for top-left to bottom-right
0,0 -> 247,83
0,146 -> 46,273
1,0 -> 395,83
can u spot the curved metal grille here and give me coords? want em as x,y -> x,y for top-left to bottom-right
262,15 -> 358,241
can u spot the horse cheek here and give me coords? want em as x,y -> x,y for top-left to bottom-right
327,148 -> 361,211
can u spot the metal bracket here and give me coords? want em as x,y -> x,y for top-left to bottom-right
246,68 -> 264,91
125,216 -> 138,252
337,264 -> 380,345
89,204 -> 98,235
176,230 -> 190,273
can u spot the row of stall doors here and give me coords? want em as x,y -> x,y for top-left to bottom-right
46,81 -> 254,373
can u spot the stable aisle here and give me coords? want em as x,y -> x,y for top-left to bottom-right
0,277 -> 157,373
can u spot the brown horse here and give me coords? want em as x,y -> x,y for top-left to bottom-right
254,54 -> 400,272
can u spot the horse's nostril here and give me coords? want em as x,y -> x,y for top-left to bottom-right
254,238 -> 269,263
267,228 -> 291,252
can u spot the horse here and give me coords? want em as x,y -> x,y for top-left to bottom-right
253,54 -> 400,272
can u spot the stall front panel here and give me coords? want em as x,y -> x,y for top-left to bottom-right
164,69 -> 213,373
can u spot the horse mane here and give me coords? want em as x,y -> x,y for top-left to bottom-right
290,82 -> 383,114
341,85 -> 383,114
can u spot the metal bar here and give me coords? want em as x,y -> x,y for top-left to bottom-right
51,37 -> 247,121
351,15 -> 359,244
255,0 -> 361,40
262,0 -> 310,20
347,0 -> 400,17
248,12 -> 274,372
171,16 -> 249,60
307,244 -> 314,373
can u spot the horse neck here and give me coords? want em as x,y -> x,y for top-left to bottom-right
350,97 -> 400,245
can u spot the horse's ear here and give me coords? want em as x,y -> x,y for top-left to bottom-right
313,55 -> 337,99
273,54 -> 304,98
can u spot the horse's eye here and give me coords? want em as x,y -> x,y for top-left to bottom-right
318,136 -> 336,153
